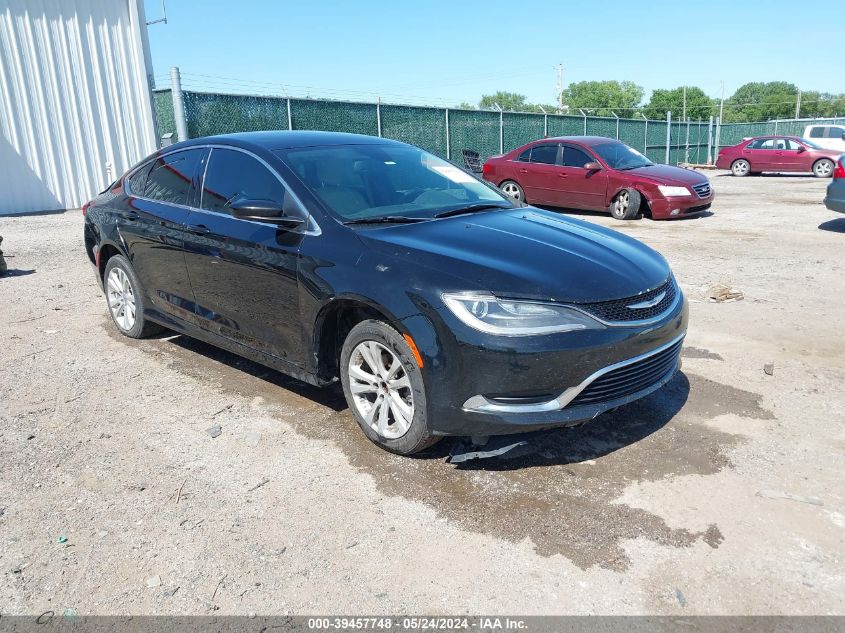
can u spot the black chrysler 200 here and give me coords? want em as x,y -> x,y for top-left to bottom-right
83,131 -> 687,455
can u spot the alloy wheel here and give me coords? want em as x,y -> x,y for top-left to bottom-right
614,190 -> 630,215
815,160 -> 833,177
107,267 -> 136,331
348,340 -> 414,440
501,182 -> 522,200
733,160 -> 750,176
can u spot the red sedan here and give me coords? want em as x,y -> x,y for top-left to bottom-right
482,136 -> 714,220
716,136 -> 841,178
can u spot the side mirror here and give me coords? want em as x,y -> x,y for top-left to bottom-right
230,198 -> 304,228
583,162 -> 602,171
841,132 -> 845,141
796,145 -> 806,153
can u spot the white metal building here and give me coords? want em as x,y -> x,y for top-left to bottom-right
0,0 -> 157,215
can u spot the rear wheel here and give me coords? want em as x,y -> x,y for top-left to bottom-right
731,159 -> 750,177
340,320 -> 439,455
103,255 -> 163,338
609,188 -> 641,220
813,159 -> 834,178
499,180 -> 525,203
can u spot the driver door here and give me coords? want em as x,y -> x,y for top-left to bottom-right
181,147 -> 311,365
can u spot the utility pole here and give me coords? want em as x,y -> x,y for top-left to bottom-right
682,86 -> 687,122
557,64 -> 564,114
795,90 -> 802,119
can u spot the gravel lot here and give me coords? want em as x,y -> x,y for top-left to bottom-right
1,172 -> 843,615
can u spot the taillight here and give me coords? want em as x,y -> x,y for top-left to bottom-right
834,159 -> 845,180
482,162 -> 492,176
81,201 -> 91,216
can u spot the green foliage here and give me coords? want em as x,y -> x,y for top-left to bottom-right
477,92 -> 555,114
562,81 -> 644,117
722,82 -> 799,122
644,87 -> 715,121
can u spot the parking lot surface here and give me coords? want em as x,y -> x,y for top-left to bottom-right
1,172 -> 843,615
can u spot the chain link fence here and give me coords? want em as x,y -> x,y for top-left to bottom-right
153,88 -> 843,167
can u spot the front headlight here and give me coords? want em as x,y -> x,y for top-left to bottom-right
657,185 -> 692,197
442,293 -> 605,336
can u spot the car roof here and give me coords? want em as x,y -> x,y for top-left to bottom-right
540,136 -> 620,147
163,130 -> 406,153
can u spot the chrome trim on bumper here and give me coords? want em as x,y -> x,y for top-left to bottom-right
462,332 -> 686,414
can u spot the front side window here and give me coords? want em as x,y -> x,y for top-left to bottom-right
826,126 -> 845,138
774,139 -> 787,150
144,149 -> 205,205
276,144 -> 510,222
808,127 -> 825,138
786,139 -> 802,150
561,146 -> 593,168
201,149 -> 288,215
529,144 -> 559,165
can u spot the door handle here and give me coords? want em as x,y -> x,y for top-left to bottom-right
558,173 -> 568,177
186,224 -> 211,235
519,168 -> 528,174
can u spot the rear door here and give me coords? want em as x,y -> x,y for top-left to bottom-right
119,147 -> 206,321
743,138 -> 777,171
517,143 -> 563,204
181,147 -> 311,365
557,144 -> 608,210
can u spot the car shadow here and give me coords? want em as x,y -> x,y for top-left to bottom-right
163,332 -> 349,412
0,268 -> 36,278
818,217 -> 845,233
533,205 -> 713,222
445,372 -> 691,470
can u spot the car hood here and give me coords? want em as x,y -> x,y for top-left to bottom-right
358,208 -> 670,303
625,164 -> 708,187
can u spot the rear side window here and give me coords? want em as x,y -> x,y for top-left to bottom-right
562,146 -> 592,168
200,148 -> 288,215
144,149 -> 205,205
827,126 -> 845,138
126,163 -> 151,195
808,127 -> 825,138
530,144 -> 559,165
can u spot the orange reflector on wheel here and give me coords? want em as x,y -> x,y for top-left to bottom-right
403,333 -> 424,368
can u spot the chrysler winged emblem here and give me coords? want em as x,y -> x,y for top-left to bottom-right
627,291 -> 666,310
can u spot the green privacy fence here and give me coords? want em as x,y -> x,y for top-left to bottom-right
152,88 -> 843,166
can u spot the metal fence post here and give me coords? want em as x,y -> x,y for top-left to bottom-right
286,98 -> 292,130
376,97 -> 382,138
499,109 -> 504,154
774,118 -> 779,135
714,116 -> 721,157
665,111 -> 672,164
707,116 -> 713,165
579,109 -> 587,135
169,66 -> 189,141
684,119 -> 690,164
445,108 -> 450,161
612,112 -> 619,139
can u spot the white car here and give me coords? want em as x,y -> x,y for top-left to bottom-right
803,124 -> 845,152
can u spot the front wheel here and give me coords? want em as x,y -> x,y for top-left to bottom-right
731,159 -> 750,177
813,159 -> 834,178
499,180 -> 525,203
340,320 -> 439,455
609,188 -> 641,220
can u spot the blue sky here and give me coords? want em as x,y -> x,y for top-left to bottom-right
144,0 -> 842,107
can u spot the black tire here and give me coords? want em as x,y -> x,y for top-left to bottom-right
731,159 -> 751,177
499,180 -> 526,203
609,188 -> 641,220
340,319 -> 439,455
813,159 -> 835,178
103,254 -> 164,339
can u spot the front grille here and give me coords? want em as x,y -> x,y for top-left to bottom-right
692,182 -> 712,198
577,279 -> 677,323
684,203 -> 711,214
568,338 -> 683,407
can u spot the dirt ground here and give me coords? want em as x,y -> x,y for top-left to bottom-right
1,172 -> 843,616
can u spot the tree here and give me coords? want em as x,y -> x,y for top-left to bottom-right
722,82 -> 799,122
643,86 -> 715,121
456,102 -> 476,110
478,91 -> 530,112
562,81 -> 644,117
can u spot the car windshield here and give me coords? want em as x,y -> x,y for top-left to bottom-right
797,137 -> 823,149
591,141 -> 653,170
275,144 -> 512,222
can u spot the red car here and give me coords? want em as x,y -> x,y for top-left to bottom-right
716,136 -> 841,178
482,136 -> 714,220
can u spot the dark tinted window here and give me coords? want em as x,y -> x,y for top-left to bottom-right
126,163 -> 151,195
827,126 -> 845,138
530,144 -> 559,165
201,148 -> 287,215
516,149 -> 531,162
144,149 -> 204,205
562,146 -> 593,168
808,127 -> 825,138
746,139 -> 774,149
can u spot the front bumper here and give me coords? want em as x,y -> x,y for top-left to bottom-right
412,290 -> 688,436
649,193 -> 714,219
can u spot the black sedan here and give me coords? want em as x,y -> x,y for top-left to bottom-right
83,131 -> 687,455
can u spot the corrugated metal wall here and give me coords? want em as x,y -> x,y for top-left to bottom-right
0,0 -> 157,214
